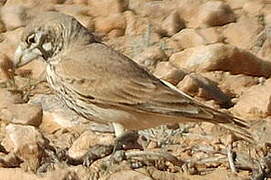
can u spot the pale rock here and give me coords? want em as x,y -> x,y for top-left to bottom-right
0,168 -> 42,180
134,1 -> 175,19
160,10 -> 185,36
243,1 -> 264,16
94,13 -> 126,35
72,0 -> 87,4
178,0 -> 205,28
201,71 -> 259,96
68,130 -> 114,160
88,0 -> 128,17
227,0 -> 248,10
232,78 -> 271,119
219,74 -> 260,96
0,88 -> 23,108
196,1 -> 236,27
172,28 -> 208,49
153,61 -> 187,85
54,4 -> 94,31
223,15 -> 264,50
2,124 -> 47,171
177,73 -> 232,107
1,5 -> 27,30
169,43 -> 271,77
107,170 -> 152,180
0,103 -> 42,127
197,27 -> 224,44
0,28 -> 24,60
133,46 -> 167,71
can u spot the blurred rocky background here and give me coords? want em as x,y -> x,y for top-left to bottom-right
1,0 -> 271,179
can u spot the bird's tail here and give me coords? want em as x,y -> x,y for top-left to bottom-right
203,106 -> 254,143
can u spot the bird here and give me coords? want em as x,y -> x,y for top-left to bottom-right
14,11 -> 252,142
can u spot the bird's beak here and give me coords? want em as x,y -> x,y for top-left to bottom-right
14,43 -> 42,68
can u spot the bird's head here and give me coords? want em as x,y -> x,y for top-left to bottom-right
14,11 -> 95,68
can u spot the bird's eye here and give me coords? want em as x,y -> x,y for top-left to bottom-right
26,34 -> 36,44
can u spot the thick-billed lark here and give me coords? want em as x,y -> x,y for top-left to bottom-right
14,12 -> 252,142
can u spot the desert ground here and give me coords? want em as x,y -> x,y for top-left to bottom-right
0,0 -> 271,179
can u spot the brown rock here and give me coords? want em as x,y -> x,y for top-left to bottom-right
177,73 -> 232,107
2,124 -> 47,171
107,170 -> 152,180
232,78 -> 271,119
160,10 -> 185,37
171,28 -> 208,49
0,53 -> 14,84
94,13 -> 126,35
153,61 -> 187,85
197,1 -> 236,27
29,94 -> 89,133
133,46 -> 167,71
223,15 -> 264,50
68,130 -> 114,160
88,0 -> 128,17
15,60 -> 46,80
169,43 -> 271,77
1,5 -> 27,30
0,103 -> 42,127
0,88 -> 23,108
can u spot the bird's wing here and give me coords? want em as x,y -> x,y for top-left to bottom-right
55,43 -> 217,120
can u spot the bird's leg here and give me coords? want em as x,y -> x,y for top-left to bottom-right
112,122 -> 125,138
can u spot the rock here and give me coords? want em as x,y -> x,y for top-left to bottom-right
2,124 -> 47,171
133,46 -> 167,71
177,73 -> 232,107
1,5 -> 27,30
15,60 -> 46,79
0,53 -> 14,84
227,0 -> 248,10
29,94 -> 89,133
54,4 -> 94,31
169,43 -> 271,77
0,168 -> 42,180
196,1 -> 236,27
218,73 -> 259,96
243,1 -> 264,16
88,0 -> 128,17
94,13 -> 126,36
0,103 -> 42,127
223,15 -> 263,50
232,78 -> 271,119
160,10 -> 185,37
68,130 -> 114,160
106,170 -> 152,180
0,88 -> 23,108
201,71 -> 259,97
197,27 -> 224,44
178,0 -> 204,28
153,61 -> 187,85
171,28 -> 208,49
0,28 -> 24,60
